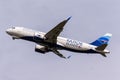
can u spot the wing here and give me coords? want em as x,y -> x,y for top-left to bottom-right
43,17 -> 71,59
51,48 -> 66,59
44,17 -> 71,44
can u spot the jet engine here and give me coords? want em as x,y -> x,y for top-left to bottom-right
35,45 -> 48,54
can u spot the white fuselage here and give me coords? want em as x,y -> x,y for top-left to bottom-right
6,27 -> 109,54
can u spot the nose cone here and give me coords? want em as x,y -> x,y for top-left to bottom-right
6,29 -> 10,34
6,28 -> 13,35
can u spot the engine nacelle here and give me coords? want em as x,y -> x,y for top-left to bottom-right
35,45 -> 48,54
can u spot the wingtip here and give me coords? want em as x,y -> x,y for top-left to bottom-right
67,55 -> 72,59
67,16 -> 72,21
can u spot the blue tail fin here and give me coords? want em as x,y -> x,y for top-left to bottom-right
90,33 -> 112,46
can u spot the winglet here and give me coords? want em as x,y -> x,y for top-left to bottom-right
51,49 -> 66,59
67,55 -> 72,59
67,16 -> 72,21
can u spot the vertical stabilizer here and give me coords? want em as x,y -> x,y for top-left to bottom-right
90,33 -> 112,46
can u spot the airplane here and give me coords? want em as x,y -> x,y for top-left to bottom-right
6,17 -> 112,59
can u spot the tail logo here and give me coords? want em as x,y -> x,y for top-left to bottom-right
101,40 -> 108,43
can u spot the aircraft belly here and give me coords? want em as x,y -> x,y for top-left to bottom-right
67,46 -> 89,51
61,45 -> 97,53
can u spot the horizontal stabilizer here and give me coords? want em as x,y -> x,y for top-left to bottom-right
95,44 -> 108,51
100,53 -> 107,57
95,44 -> 108,57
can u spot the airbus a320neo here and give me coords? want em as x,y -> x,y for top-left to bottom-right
6,17 -> 112,59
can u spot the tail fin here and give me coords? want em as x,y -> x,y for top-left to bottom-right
90,33 -> 112,46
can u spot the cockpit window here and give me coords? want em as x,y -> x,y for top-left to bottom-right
12,27 -> 15,29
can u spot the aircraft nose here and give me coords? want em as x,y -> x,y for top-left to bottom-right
6,29 -> 10,33
6,29 -> 12,34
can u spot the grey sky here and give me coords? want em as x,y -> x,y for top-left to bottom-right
0,0 -> 119,80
